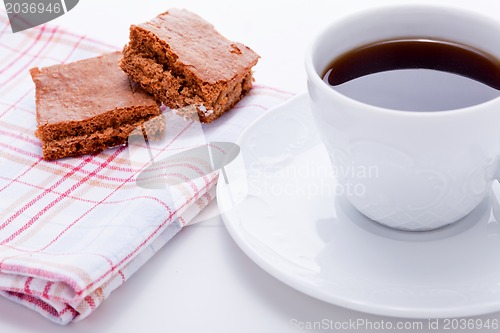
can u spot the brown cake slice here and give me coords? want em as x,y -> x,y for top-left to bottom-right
31,52 -> 163,160
120,8 -> 260,123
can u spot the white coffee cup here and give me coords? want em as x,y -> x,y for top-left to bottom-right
305,5 -> 500,231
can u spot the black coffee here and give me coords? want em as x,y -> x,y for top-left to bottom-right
323,39 -> 500,111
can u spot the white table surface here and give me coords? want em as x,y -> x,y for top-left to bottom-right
2,0 -> 500,332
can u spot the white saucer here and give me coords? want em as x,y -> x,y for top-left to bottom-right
217,93 -> 500,318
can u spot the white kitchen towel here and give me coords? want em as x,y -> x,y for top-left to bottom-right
0,13 -> 293,324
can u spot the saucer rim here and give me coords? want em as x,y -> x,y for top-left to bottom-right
217,93 -> 500,319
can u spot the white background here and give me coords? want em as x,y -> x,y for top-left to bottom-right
2,0 -> 500,332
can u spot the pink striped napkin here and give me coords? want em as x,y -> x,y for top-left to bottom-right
0,13 -> 292,324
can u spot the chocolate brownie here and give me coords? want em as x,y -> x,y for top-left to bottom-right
31,52 -> 163,160
120,8 -> 259,123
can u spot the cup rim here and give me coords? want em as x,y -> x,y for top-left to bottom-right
304,4 -> 500,118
